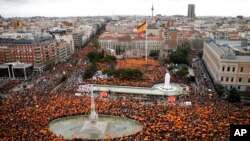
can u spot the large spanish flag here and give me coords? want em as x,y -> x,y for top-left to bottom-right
136,20 -> 147,34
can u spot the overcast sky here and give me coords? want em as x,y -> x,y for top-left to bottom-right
0,0 -> 249,17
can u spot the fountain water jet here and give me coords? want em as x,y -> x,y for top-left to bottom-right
153,71 -> 184,95
163,72 -> 172,90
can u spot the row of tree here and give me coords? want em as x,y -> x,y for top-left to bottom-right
215,84 -> 241,103
103,68 -> 143,80
169,47 -> 189,65
87,51 -> 117,68
83,51 -> 143,80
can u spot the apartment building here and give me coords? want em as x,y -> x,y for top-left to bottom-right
164,29 -> 184,49
0,32 -> 57,72
72,32 -> 83,50
56,41 -> 71,62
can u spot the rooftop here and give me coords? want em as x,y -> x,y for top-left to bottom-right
206,40 -> 250,62
0,61 -> 32,68
0,32 -> 53,45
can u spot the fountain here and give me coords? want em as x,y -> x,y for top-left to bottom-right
163,72 -> 172,90
48,85 -> 142,140
152,71 -> 185,95
81,85 -> 108,138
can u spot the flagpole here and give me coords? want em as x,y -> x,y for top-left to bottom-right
145,19 -> 148,60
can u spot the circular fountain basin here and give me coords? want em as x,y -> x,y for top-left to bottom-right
48,115 -> 143,140
153,83 -> 183,95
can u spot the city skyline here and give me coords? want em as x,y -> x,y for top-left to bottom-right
0,0 -> 250,17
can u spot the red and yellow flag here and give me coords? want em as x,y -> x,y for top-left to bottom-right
135,20 -> 147,34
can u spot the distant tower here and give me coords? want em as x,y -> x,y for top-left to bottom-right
151,4 -> 154,18
187,4 -> 195,19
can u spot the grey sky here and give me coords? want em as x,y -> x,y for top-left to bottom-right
0,0 -> 249,17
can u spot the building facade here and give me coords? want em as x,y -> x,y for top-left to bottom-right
0,33 -> 57,72
164,29 -> 184,49
188,4 -> 195,19
202,41 -> 250,92
56,41 -> 71,62
98,33 -> 165,56
72,32 -> 83,50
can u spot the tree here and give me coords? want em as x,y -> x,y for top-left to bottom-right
106,55 -> 117,62
148,33 -> 155,37
228,88 -> 241,103
87,51 -> 104,62
132,69 -> 143,79
175,66 -> 189,77
113,68 -> 143,80
149,50 -> 159,59
103,68 -> 115,76
215,83 -> 226,97
169,49 -> 188,64
82,63 -> 98,79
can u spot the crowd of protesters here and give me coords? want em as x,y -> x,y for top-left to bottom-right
86,59 -> 166,87
1,45 -> 250,140
1,86 -> 249,140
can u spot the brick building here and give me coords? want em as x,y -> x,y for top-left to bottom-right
0,33 -> 57,73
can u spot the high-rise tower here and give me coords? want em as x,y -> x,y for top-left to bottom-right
188,4 -> 195,19
151,4 -> 154,18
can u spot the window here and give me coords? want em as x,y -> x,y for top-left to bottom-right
232,67 -> 235,72
238,86 -> 241,90
221,77 -> 224,81
227,67 -> 230,72
226,77 -> 229,82
240,67 -> 243,72
222,66 -> 225,71
239,77 -> 242,82
248,78 -> 250,83
231,77 -> 234,82
230,86 -> 233,89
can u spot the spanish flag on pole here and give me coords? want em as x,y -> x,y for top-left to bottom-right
135,20 -> 147,34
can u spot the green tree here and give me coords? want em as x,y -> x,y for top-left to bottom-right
87,51 -> 104,62
103,68 -> 115,76
228,88 -> 241,103
105,55 -> 117,62
215,83 -> 226,97
169,49 -> 188,64
100,55 -> 117,69
148,33 -> 155,37
177,46 -> 188,56
114,68 -> 143,80
149,50 -> 159,59
175,66 -> 189,77
132,69 -> 143,79
82,63 -> 98,79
